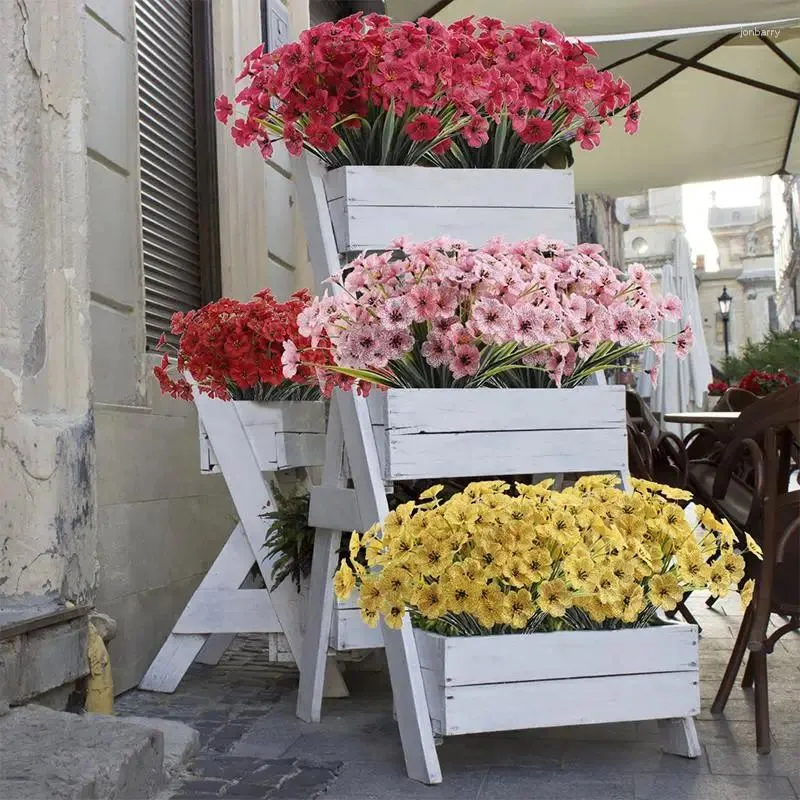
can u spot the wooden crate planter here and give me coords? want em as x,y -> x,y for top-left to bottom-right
330,596 -> 383,651
199,400 -> 327,474
415,624 -> 700,737
364,385 -> 628,482
322,166 -> 576,252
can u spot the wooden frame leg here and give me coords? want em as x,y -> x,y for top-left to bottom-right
711,606 -> 753,714
753,650 -> 771,754
742,651 -> 756,688
659,717 -> 701,758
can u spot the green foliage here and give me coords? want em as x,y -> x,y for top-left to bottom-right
227,380 -> 321,402
261,484 -> 315,592
722,329 -> 800,382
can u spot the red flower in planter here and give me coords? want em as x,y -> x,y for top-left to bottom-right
737,369 -> 793,396
707,379 -> 728,396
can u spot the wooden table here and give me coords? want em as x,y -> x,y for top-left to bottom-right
662,411 -> 740,425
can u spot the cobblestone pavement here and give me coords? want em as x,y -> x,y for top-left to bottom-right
117,594 -> 800,799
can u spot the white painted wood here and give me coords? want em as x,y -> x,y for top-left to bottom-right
329,202 -> 576,253
173,590 -> 282,634
337,390 -> 442,784
659,717 -> 702,758
323,655 -> 350,699
425,672 -> 700,737
416,625 -> 698,686
330,607 -> 384,651
323,166 -> 575,208
297,395 -> 350,723
140,524 -> 255,692
308,486 -> 363,532
414,626 -> 700,738
195,634 -> 236,666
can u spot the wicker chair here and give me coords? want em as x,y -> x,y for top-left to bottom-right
709,388 -> 800,753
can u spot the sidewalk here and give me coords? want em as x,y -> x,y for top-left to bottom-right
117,594 -> 800,799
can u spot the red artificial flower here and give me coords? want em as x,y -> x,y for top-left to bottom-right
520,116 -> 554,145
624,102 -> 641,135
575,118 -> 601,150
405,113 -> 442,142
462,115 -> 489,147
707,379 -> 728,396
214,95 -> 233,124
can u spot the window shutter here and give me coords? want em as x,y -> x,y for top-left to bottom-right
134,0 -> 220,349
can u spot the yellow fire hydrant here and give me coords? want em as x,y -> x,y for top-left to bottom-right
85,622 -> 114,714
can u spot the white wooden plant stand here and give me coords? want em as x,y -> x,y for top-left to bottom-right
293,156 -> 701,785
139,398 -> 350,698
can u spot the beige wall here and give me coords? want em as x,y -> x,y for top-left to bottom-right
84,0 -> 239,692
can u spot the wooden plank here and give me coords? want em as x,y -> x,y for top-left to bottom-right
173,590 -> 282,634
278,432 -> 326,469
330,608 -> 384,651
308,485 -> 363,532
384,387 -> 625,434
330,201 -> 577,252
234,400 -> 326,431
297,396 -> 349,723
415,625 -> 698,687
437,672 -> 700,737
659,717 -> 702,758
324,166 -> 575,209
385,428 -> 628,481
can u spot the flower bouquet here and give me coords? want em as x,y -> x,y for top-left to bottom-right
216,13 -> 639,168
332,476 -> 761,738
736,369 -> 793,397
290,237 -> 692,391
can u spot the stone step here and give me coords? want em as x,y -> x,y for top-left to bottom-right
0,705 -> 198,800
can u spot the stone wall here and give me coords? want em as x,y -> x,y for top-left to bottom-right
575,193 -> 626,266
0,0 -> 96,603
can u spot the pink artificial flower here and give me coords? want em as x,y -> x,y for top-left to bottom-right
472,298 -> 512,341
575,119 -> 601,150
405,113 -> 442,142
214,95 -> 233,124
660,293 -> 682,321
281,339 -> 300,378
462,115 -> 490,148
449,343 -> 481,379
675,320 -> 694,358
407,285 -> 439,321
379,296 -> 415,329
421,333 -> 450,367
384,330 -> 415,360
624,102 -> 641,135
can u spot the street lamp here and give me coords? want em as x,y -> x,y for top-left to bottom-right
717,286 -> 732,361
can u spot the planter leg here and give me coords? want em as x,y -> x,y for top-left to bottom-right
659,717 -> 701,758
323,656 -> 349,699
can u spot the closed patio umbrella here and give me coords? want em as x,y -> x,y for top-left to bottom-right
387,2 -> 800,195
636,235 -> 713,435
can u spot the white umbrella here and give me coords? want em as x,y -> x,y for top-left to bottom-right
387,2 -> 800,195
636,235 -> 712,436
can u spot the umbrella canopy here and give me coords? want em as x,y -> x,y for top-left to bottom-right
636,235 -> 712,434
386,2 -> 800,195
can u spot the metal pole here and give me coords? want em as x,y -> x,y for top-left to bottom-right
723,317 -> 730,360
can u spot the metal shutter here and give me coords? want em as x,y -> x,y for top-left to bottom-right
135,0 -> 204,348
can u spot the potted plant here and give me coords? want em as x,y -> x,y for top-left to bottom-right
215,14 -> 640,251
334,476 -> 760,738
154,289 -> 330,472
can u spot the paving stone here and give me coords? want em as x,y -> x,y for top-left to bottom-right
173,777 -> 228,797
324,761 -> 486,799
281,730 -> 405,762
705,742 -> 800,776
633,773 -> 797,800
479,767 -> 635,800
187,755 -> 268,780
222,782 -> 271,798
435,732 -> 565,769
269,764 -> 342,798
560,740 -> 710,775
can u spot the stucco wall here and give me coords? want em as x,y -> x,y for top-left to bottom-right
0,0 -> 96,603
83,0 -> 238,692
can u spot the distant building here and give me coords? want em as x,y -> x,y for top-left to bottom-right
775,175 -> 800,330
621,179 -> 779,369
696,178 -> 778,366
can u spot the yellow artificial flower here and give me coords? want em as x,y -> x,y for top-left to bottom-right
609,555 -> 636,583
505,588 -> 535,629
418,534 -> 449,577
419,484 -> 444,501
443,498 -> 481,528
563,554 -> 596,591
707,561 -> 732,598
475,582 -> 505,628
477,540 -> 509,577
739,578 -> 755,610
648,573 -> 684,612
745,532 -> 763,559
676,545 -> 711,586
348,531 -> 361,560
333,561 -> 356,600
383,503 -> 414,535
537,579 -> 571,617
416,583 -> 448,620
381,599 -> 406,629
593,567 -> 621,605
524,546 -> 553,582
618,581 -> 646,623
360,605 -> 379,627
718,552 -> 746,585
442,567 -> 479,614
460,557 -> 483,583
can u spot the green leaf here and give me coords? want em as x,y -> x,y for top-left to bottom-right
380,101 -> 398,165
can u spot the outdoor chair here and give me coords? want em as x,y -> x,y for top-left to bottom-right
709,398 -> 800,754
684,387 -> 759,463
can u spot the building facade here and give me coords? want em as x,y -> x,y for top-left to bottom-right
775,175 -> 800,331
0,0 -> 345,698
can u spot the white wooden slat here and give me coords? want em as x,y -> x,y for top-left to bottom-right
329,202 -> 577,252
173,589 -> 282,634
659,717 -> 702,758
385,428 -> 627,481
330,608 -> 384,651
297,396 -> 349,723
384,387 -> 625,434
416,626 -> 699,687
278,433 -> 326,469
308,486 -> 363,532
234,400 -> 327,431
337,390 -> 442,784
323,166 -> 575,209
265,166 -> 297,267
431,672 -> 700,737
195,635 -> 236,665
